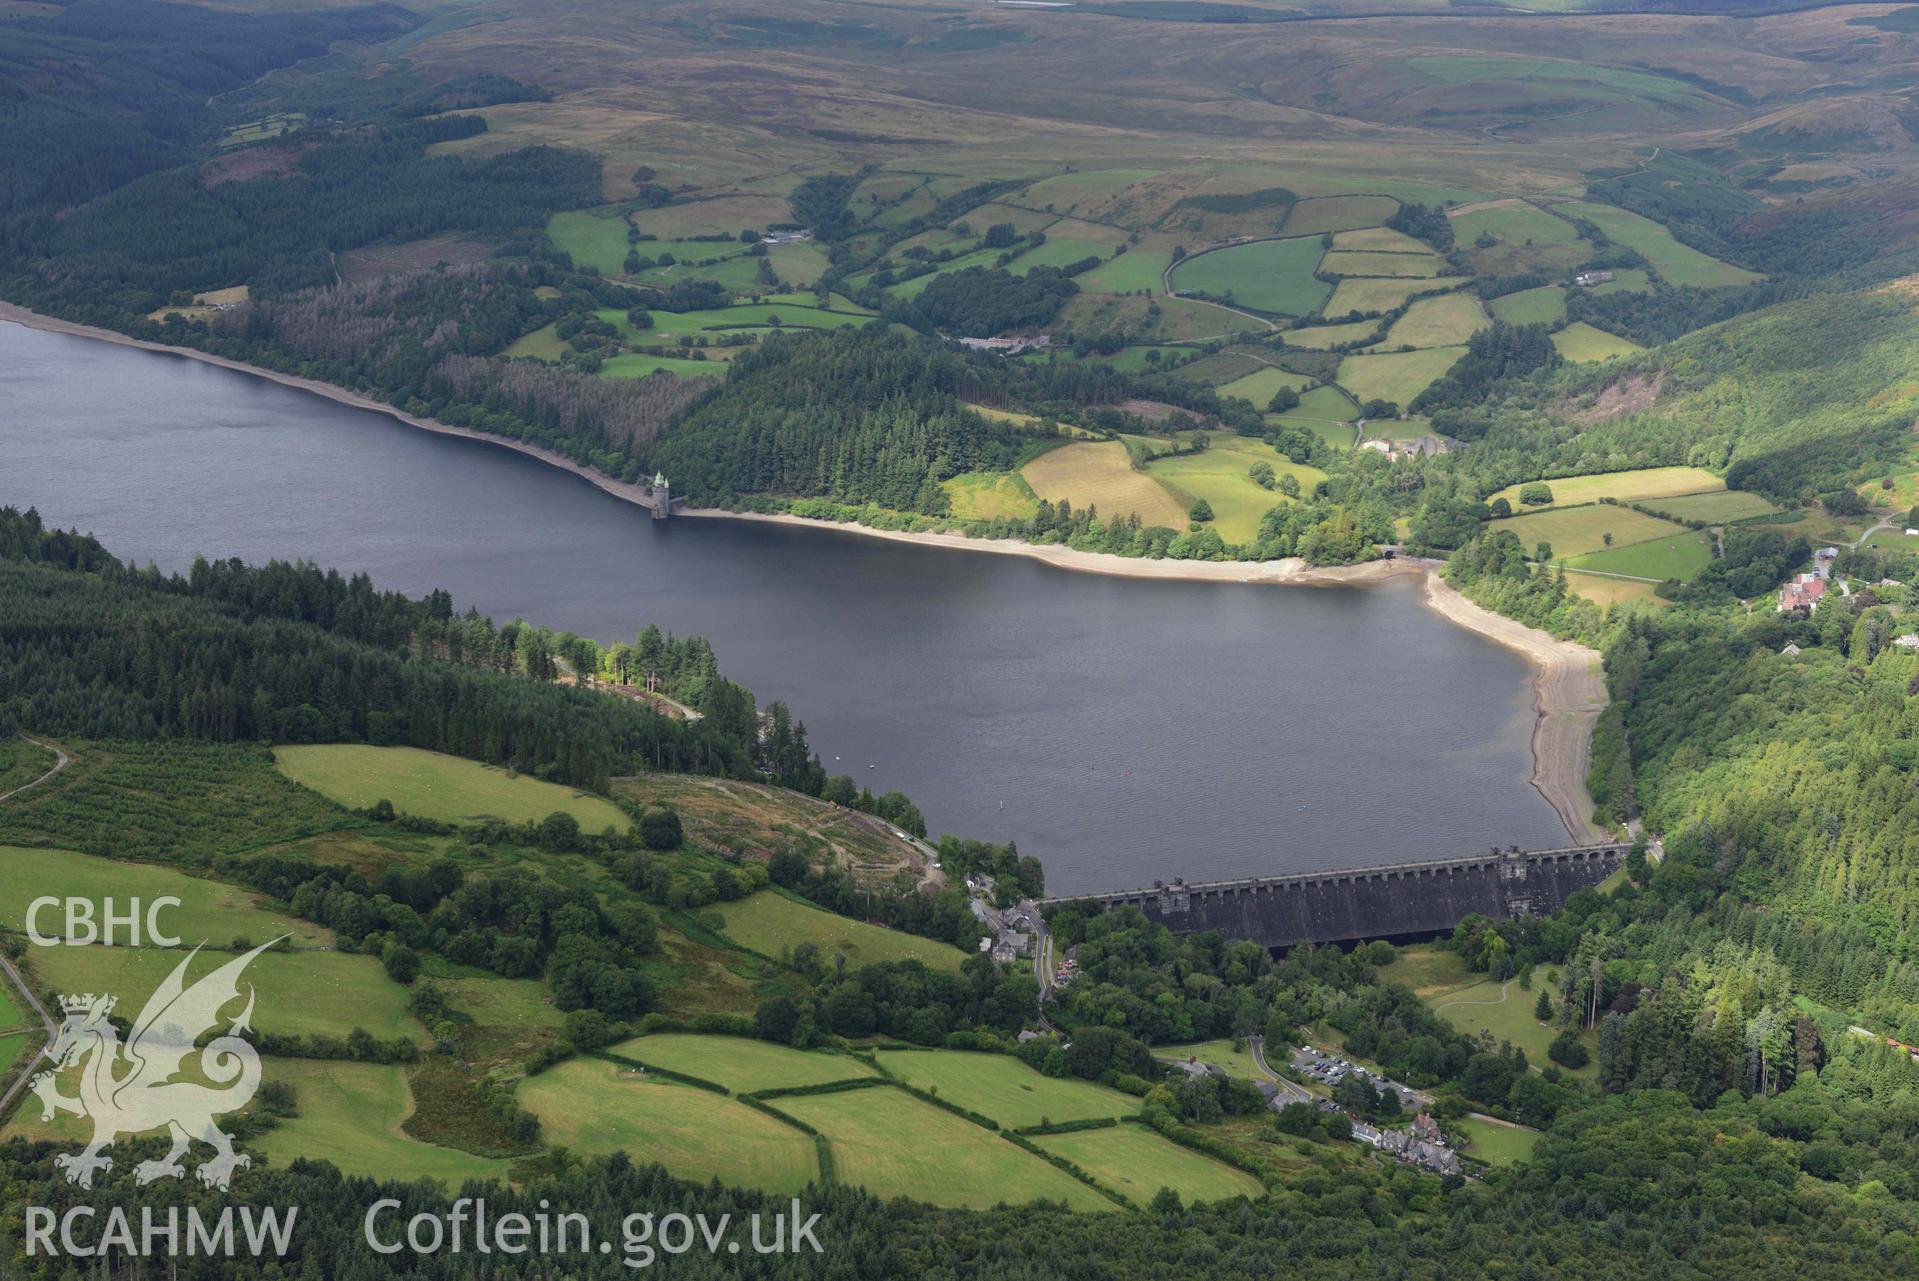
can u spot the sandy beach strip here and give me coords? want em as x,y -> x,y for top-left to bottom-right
1,302 -> 1610,842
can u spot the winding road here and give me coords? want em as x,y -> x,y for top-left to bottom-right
0,733 -> 70,804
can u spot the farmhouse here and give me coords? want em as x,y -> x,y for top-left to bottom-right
1779,573 -> 1827,613
958,334 -> 1051,356
760,229 -> 813,245
1573,270 -> 1615,288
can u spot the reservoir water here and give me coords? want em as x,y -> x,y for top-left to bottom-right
0,321 -> 1567,893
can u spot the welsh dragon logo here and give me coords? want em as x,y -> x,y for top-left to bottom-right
31,940 -> 280,1190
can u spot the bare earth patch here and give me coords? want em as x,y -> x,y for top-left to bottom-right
1572,372 -> 1665,424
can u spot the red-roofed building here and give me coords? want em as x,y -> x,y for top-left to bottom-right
1779,573 -> 1827,613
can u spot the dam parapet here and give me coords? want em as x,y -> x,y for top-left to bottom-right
1038,843 -> 1631,949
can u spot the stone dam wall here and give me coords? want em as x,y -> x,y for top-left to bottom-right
1040,844 -> 1631,949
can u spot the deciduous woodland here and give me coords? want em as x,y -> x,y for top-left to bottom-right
11,0 -> 1919,1274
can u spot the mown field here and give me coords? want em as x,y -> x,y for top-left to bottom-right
1337,347 -> 1466,408
1565,530 -> 1715,580
611,1033 -> 875,1093
714,891 -> 969,971
1370,294 -> 1486,349
28,944 -> 417,1041
1217,366 -> 1316,405
1035,1123 -> 1264,1205
874,1049 -> 1139,1129
771,1086 -> 1115,1211
1320,250 -> 1445,278
274,744 -> 632,831
1453,1114 -> 1541,1168
1021,440 -> 1190,529
1488,505 -> 1691,561
522,1059 -> 821,1193
1485,467 -> 1723,511
1326,277 -> 1468,315
1640,491 -> 1780,523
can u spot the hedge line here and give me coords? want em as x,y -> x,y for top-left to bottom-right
1001,1132 -> 1131,1209
748,1077 -> 889,1101
590,1051 -> 730,1095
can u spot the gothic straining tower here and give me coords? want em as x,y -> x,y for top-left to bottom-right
651,472 -> 670,520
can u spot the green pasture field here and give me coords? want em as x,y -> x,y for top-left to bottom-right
1449,202 -> 1580,249
1330,227 -> 1431,253
1021,440 -> 1190,529
522,1059 -> 819,1193
1325,277 -> 1467,316
602,353 -> 731,379
1035,1123 -> 1265,1206
1012,236 -> 1120,275
432,974 -> 563,1029
1281,196 -> 1400,235
1284,319 -> 1379,349
769,1086 -> 1113,1211
1486,467 -> 1724,511
1169,238 -> 1331,316
1565,531 -> 1714,580
1371,294 -> 1486,349
1639,491 -> 1779,523
767,241 -> 830,286
0,1034 -> 24,1080
1336,347 -> 1466,408
1079,250 -> 1173,293
873,1050 -> 1137,1130
611,303 -> 869,338
884,246 -> 1008,298
0,844 -> 328,946
1489,285 -> 1566,327
1281,384 -> 1359,424
1488,505 -> 1691,561
254,1059 -> 514,1185
1320,250 -> 1445,278
30,944 -> 417,1041
1451,202 -> 1587,274
610,1034 -> 875,1093
714,891 -> 968,970
944,471 -> 1040,521
1145,437 -> 1325,544
503,324 -> 569,361
1552,322 -> 1643,363
1591,268 -> 1653,295
635,255 -> 764,292
273,744 -> 632,831
962,202 -> 1060,236
1558,203 -> 1761,289
547,210 -> 633,276
1453,1114 -> 1541,1168
1284,418 -> 1358,449
0,984 -> 19,1028
1097,345 -> 1191,373
1160,1040 -> 1265,1080
1217,366 -> 1316,405
1377,946 -> 1595,1078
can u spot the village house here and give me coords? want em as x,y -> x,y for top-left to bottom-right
1779,573 -> 1827,613
1573,270 -> 1615,287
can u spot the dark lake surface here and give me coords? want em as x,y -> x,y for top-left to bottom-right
0,320 -> 1567,893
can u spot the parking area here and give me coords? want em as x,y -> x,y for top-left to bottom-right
1289,1045 -> 1425,1110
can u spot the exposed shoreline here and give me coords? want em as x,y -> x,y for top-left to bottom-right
0,301 -> 1607,842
